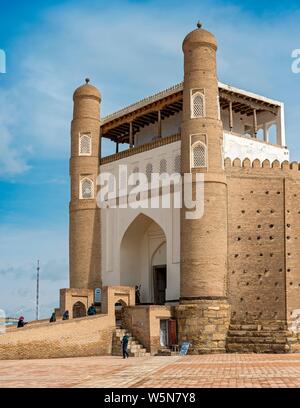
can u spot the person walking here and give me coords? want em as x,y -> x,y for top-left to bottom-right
121,334 -> 129,359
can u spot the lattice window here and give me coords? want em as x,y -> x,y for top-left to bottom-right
191,92 -> 205,118
79,134 -> 92,155
192,142 -> 207,168
80,177 -> 94,199
174,155 -> 181,173
146,163 -> 153,182
159,159 -> 167,174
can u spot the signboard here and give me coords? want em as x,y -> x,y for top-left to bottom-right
180,341 -> 190,356
95,288 -> 102,303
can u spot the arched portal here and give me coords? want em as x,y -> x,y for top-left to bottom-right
72,301 -> 86,319
120,213 -> 167,304
115,299 -> 127,327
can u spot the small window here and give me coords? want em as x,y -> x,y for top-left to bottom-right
192,142 -> 207,168
146,163 -> 153,182
191,92 -> 205,118
79,134 -> 92,155
80,177 -> 94,199
174,155 -> 181,173
159,159 -> 167,174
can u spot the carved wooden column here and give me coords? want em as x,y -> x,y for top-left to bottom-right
129,121 -> 133,148
253,108 -> 257,137
158,109 -> 162,138
229,101 -> 233,132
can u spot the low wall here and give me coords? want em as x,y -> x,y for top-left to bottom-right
0,314 -> 114,360
122,305 -> 173,355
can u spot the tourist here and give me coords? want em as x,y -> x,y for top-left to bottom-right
87,304 -> 97,316
121,334 -> 129,359
17,316 -> 28,328
135,285 -> 141,305
49,312 -> 56,323
62,310 -> 69,320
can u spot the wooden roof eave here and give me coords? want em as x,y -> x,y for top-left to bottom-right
101,91 -> 182,135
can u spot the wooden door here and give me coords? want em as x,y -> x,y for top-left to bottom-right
168,319 -> 177,346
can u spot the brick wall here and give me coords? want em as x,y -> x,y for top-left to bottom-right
122,305 -> 173,354
0,314 -> 114,360
226,159 -> 300,326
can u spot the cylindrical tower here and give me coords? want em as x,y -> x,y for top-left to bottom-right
69,79 -> 102,290
176,24 -> 230,353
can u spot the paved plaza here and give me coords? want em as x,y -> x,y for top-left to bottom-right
1,354 -> 300,388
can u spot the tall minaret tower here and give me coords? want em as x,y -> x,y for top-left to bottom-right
69,79 -> 102,290
176,23 -> 230,353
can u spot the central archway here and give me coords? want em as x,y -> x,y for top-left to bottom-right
120,213 -> 167,304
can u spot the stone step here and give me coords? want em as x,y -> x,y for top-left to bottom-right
229,323 -> 286,332
113,327 -> 147,358
228,330 -> 287,338
227,336 -> 287,344
227,343 -> 287,353
129,345 -> 143,352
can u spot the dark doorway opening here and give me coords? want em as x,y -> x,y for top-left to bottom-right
73,301 -> 86,319
153,265 -> 167,305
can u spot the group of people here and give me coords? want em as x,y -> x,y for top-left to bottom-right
16,304 -> 98,328
49,304 -> 97,323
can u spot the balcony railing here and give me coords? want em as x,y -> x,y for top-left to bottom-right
100,133 -> 181,165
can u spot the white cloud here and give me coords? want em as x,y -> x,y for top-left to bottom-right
0,226 -> 68,319
1,0 -> 300,318
0,0 -> 299,179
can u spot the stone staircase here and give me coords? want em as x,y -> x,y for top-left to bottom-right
226,322 -> 289,353
112,327 -> 150,357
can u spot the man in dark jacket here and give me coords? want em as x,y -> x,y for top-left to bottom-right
87,304 -> 97,316
62,310 -> 69,320
121,334 -> 129,359
50,312 -> 56,323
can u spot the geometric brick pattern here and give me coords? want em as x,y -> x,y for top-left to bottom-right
2,355 -> 300,388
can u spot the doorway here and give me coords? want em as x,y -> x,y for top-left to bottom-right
72,301 -> 86,319
160,319 -> 168,347
153,265 -> 167,305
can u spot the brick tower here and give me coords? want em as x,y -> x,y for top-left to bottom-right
176,24 -> 231,353
69,79 -> 102,290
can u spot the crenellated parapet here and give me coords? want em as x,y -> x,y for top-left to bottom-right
225,157 -> 300,176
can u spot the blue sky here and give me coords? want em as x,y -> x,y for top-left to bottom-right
0,0 -> 300,319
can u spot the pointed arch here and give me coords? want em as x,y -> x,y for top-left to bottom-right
191,91 -> 205,118
80,177 -> 94,199
79,134 -> 92,155
191,141 -> 207,168
120,213 -> 167,303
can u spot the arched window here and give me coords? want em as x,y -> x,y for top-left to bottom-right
79,134 -> 92,155
192,142 -> 207,168
146,163 -> 153,182
174,155 -> 181,173
80,177 -> 94,199
191,92 -> 205,118
159,159 -> 167,174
